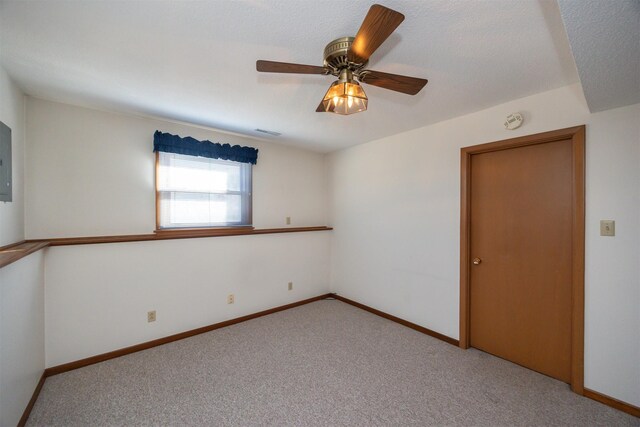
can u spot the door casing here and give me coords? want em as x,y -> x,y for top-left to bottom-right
459,125 -> 585,394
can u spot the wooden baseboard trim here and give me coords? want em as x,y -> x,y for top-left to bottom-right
332,294 -> 640,417
17,372 -> 46,427
19,295 -> 639,422
44,293 -> 333,377
584,388 -> 640,418
331,293 -> 459,346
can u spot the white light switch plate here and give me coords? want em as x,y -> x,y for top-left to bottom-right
600,220 -> 615,236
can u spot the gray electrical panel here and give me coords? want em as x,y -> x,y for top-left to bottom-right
0,121 -> 11,202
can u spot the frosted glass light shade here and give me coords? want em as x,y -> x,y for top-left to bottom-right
321,81 -> 368,115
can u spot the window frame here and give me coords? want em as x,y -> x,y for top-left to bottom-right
154,151 -> 253,232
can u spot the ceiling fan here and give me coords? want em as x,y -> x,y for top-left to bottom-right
256,4 -> 428,115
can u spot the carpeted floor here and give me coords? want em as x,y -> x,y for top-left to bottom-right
28,299 -> 639,426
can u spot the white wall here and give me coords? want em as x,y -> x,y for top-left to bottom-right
25,97 -> 328,238
0,67 -> 45,426
22,98 -> 331,366
19,82 -> 639,409
328,84 -> 640,406
0,66 -> 25,246
0,252 -> 45,426
45,232 -> 330,367
583,105 -> 640,405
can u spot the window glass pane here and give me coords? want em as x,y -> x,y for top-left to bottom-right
158,153 -> 243,193
160,192 -> 242,226
156,151 -> 251,228
157,152 -> 251,228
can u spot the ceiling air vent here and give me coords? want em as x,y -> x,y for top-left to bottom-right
255,128 -> 281,137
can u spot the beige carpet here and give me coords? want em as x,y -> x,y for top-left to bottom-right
28,299 -> 639,426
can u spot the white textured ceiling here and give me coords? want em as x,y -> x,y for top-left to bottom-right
0,0 -> 579,152
558,0 -> 640,113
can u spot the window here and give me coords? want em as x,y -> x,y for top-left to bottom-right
156,152 -> 252,229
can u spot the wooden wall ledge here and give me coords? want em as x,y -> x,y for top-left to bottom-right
25,226 -> 333,247
1,227 -> 331,268
0,241 -> 50,269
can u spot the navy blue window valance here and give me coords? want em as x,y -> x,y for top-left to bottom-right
153,131 -> 258,165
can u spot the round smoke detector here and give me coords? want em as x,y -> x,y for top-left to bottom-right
504,112 -> 524,130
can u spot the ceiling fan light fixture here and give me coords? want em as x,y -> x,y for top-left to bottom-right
321,81 -> 368,115
257,5 -> 426,114
321,70 -> 368,115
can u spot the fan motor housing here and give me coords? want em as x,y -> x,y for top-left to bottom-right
323,37 -> 367,72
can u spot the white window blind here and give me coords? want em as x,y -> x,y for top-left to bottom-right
157,152 -> 252,228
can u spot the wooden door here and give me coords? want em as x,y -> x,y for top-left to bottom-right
465,134 -> 579,384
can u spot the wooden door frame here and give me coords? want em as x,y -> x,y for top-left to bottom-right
459,125 -> 585,394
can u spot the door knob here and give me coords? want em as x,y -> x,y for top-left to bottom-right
472,257 -> 482,265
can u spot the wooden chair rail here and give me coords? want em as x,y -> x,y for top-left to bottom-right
0,241 -> 50,269
2,226 -> 332,270
25,226 -> 333,247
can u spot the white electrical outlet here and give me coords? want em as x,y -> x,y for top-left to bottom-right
147,310 -> 156,322
288,282 -> 293,291
227,294 -> 235,304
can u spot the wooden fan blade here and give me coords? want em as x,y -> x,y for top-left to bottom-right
348,5 -> 405,64
256,60 -> 328,74
359,70 -> 428,95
